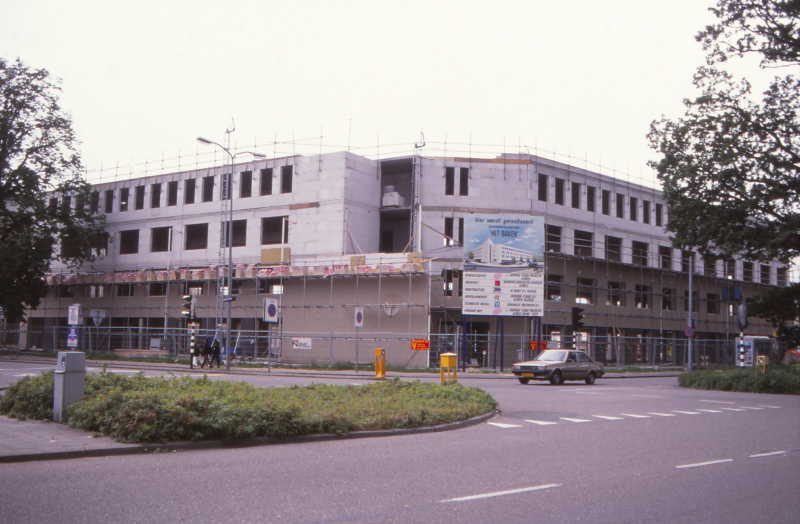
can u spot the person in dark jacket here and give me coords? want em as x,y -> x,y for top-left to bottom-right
210,339 -> 221,368
200,337 -> 212,368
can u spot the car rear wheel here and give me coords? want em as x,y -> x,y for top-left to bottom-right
518,377 -> 530,385
549,370 -> 563,385
585,371 -> 596,385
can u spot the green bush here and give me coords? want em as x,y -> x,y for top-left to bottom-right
0,373 -> 496,444
679,364 -> 800,394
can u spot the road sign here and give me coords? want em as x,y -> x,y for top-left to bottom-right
685,326 -> 695,338
68,304 -> 83,325
67,327 -> 79,347
264,298 -> 279,323
354,307 -> 364,328
411,339 -> 429,350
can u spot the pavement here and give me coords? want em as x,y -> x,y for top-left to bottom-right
0,354 -> 680,464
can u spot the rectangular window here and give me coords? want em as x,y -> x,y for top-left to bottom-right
89,192 -> 99,214
662,288 -> 674,311
586,186 -> 595,212
545,225 -> 562,253
116,284 -> 134,297
642,200 -> 650,224
149,282 -> 168,297
202,176 -> 214,203
183,281 -> 204,296
240,171 -> 252,198
119,229 -> 139,254
659,246 -> 672,270
87,284 -> 105,298
379,231 -> 393,253
222,219 -> 247,248
707,293 -> 719,314
185,179 -> 196,204
538,174 -> 548,202
260,168 -> 273,196
777,267 -> 787,287
151,183 -> 161,208
444,269 -> 454,297
655,203 -> 663,227
607,281 -> 625,306
185,223 -> 209,250
546,275 -> 563,302
602,189 -> 610,215
555,178 -> 565,206
445,167 -> 455,195
151,226 -> 172,252
682,250 -> 693,273
61,196 -> 72,215
135,186 -> 145,210
167,181 -> 178,206
444,217 -> 454,246
571,182 -> 581,209
104,189 -> 114,213
576,277 -> 594,304
261,216 -> 288,245
760,264 -> 771,285
93,232 -> 109,257
629,196 -> 638,222
634,285 -> 651,309
574,230 -> 593,258
725,260 -> 736,280
616,193 -> 625,218
632,241 -> 648,266
742,261 -> 753,282
119,188 -> 129,212
684,290 -> 699,312
458,218 -> 464,246
55,285 -> 76,299
280,165 -> 293,194
702,256 -> 715,277
258,278 -> 283,295
605,236 -> 622,262
48,197 -> 58,211
459,167 -> 469,196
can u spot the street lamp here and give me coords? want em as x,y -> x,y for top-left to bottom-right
197,136 -> 266,371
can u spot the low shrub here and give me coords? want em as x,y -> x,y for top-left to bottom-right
0,373 -> 497,444
678,363 -> 800,394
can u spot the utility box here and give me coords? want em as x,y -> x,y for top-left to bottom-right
53,351 -> 86,423
440,352 -> 458,384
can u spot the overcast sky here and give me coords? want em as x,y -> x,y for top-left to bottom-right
0,0 -> 770,187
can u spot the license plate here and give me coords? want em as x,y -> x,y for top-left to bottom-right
521,373 -> 535,377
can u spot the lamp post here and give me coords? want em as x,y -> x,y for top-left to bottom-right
197,136 -> 265,371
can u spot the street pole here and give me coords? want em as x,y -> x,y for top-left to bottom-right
196,136 -> 265,372
688,252 -> 693,372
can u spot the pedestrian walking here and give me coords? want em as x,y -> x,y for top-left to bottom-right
200,337 -> 212,368
210,339 -> 221,368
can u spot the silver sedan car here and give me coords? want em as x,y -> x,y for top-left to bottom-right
512,349 -> 604,385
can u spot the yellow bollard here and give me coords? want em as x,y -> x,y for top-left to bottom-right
756,355 -> 769,373
440,352 -> 457,384
375,348 -> 386,379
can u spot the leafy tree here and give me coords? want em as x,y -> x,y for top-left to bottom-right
0,58 -> 107,324
648,0 -> 800,346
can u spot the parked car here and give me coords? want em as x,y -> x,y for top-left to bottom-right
512,349 -> 604,385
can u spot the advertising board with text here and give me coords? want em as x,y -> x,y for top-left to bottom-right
462,214 -> 544,317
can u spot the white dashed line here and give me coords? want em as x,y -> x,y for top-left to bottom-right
593,415 -> 624,420
621,414 -> 650,418
760,405 -> 780,409
749,451 -> 787,458
696,409 -> 722,413
720,407 -> 746,412
525,420 -> 557,426
673,410 -> 701,415
560,417 -> 591,423
647,412 -> 676,417
739,406 -> 763,410
488,422 -> 522,428
676,459 -> 733,469
440,483 -> 561,503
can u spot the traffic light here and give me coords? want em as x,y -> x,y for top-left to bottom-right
571,306 -> 585,332
181,295 -> 196,320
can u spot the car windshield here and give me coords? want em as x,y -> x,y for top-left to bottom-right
534,350 -> 566,362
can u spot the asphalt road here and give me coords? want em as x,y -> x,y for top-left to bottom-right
1,360 -> 798,523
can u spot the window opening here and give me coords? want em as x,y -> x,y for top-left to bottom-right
574,230 -> 593,258
185,223 -> 209,250
151,183 -> 161,208
545,225 -> 562,253
445,167 -> 455,195
605,236 -> 622,262
119,230 -> 139,254
202,176 -> 214,203
240,171 -> 252,198
280,165 -> 293,194
185,179 -> 196,204
260,168 -> 273,196
261,216 -> 288,245
555,178 -> 564,206
135,186 -> 145,210
151,226 -> 172,252
571,182 -> 580,209
459,168 -> 469,196
538,174 -> 548,202
167,181 -> 178,206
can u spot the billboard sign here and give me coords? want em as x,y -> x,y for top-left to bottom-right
462,214 -> 545,317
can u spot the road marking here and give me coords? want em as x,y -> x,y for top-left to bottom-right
488,422 -> 522,428
749,451 -> 787,458
673,410 -> 701,415
647,412 -> 676,417
696,409 -> 722,413
593,415 -> 624,420
720,407 -> 746,412
621,414 -> 650,418
439,483 -> 561,503
700,400 -> 735,404
739,406 -> 763,410
676,459 -> 733,469
560,417 -> 591,423
760,405 -> 780,409
525,420 -> 557,426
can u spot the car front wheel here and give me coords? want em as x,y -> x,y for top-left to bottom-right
549,370 -> 563,385
518,377 -> 530,385
585,371 -> 596,385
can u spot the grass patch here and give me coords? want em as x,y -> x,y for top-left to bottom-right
0,372 -> 496,444
678,364 -> 800,395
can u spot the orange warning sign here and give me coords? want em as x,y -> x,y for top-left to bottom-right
411,339 -> 430,350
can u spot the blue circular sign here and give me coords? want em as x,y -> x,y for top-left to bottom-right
685,326 -> 695,338
356,311 -> 363,324
267,304 -> 277,318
